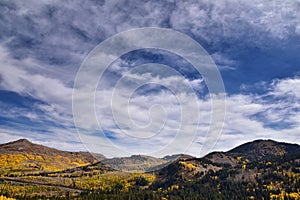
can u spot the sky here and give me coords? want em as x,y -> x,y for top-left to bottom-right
0,0 -> 299,158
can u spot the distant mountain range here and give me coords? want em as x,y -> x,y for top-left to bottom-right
0,138 -> 194,173
0,138 -> 299,199
1,138 -> 299,173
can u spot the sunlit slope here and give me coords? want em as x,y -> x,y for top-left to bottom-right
0,139 -> 100,175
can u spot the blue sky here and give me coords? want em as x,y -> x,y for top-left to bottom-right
0,0 -> 299,157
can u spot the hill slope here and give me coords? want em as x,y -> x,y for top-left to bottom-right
102,155 -> 166,172
152,139 -> 300,199
0,139 -> 101,174
228,139 -> 300,159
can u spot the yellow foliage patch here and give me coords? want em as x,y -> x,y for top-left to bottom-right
237,156 -> 243,161
179,161 -> 198,170
0,196 -> 15,200
0,153 -> 90,175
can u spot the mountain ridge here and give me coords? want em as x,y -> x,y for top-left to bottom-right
0,138 -> 101,174
3,138 -> 298,159
0,138 -> 107,161
0,138 -> 300,199
1,138 -> 299,173
0,138 -> 300,172
228,139 -> 300,157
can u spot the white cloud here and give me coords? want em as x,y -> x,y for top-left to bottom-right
1,41 -> 299,157
271,78 -> 300,99
211,52 -> 237,71
0,45 -> 73,113
1,59 -> 300,157
0,45 -> 77,144
201,77 -> 300,154
1,0 -> 298,70
0,0 -> 299,158
170,0 -> 300,45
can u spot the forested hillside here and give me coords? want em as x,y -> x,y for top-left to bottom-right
0,139 -> 299,199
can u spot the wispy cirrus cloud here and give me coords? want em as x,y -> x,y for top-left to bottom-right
1,0 -> 299,66
170,0 -> 300,44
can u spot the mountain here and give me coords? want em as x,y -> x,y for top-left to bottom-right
0,139 -> 194,174
0,138 -> 299,199
102,155 -> 166,172
199,139 -> 300,168
0,139 -> 103,174
0,138 -> 105,160
152,139 -> 300,195
228,139 -> 300,159
101,154 -> 196,172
